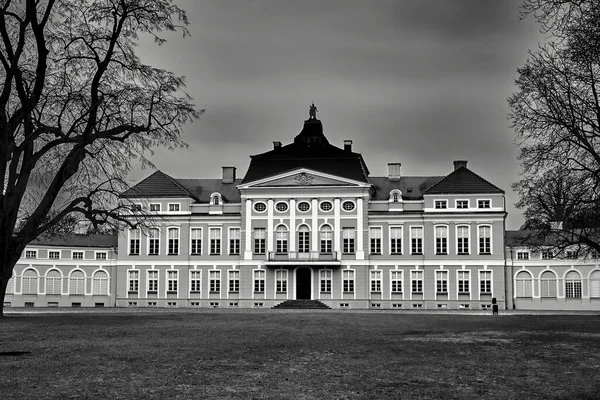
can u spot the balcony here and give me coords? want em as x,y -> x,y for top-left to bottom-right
266,251 -> 341,265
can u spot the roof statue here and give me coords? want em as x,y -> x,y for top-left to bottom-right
309,102 -> 318,119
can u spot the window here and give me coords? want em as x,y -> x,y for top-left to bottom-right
254,228 -> 266,254
168,228 -> 179,255
342,201 -> 355,211
93,270 -> 109,295
320,201 -> 333,212
132,203 -> 142,211
565,271 -> 582,298
189,228 -> 202,255
254,270 -> 265,292
209,270 -> 221,292
478,226 -> 491,255
128,270 -> 139,292
390,227 -> 402,255
391,193 -> 400,202
410,227 -> 423,255
541,250 -> 554,260
436,270 -> 448,293
129,229 -> 140,255
540,271 -> 557,298
190,270 -> 201,292
254,202 -> 267,212
297,201 -> 310,212
298,226 -> 310,253
149,203 -> 161,212
25,250 -> 37,259
370,270 -> 382,292
211,194 -> 220,205
168,203 -> 180,212
46,270 -> 62,295
210,228 -> 221,255
456,200 -> 469,209
228,270 -> 239,292
391,271 -> 402,293
229,228 -> 240,255
434,200 -> 447,209
480,271 -> 492,294
96,252 -> 107,260
276,226 -> 288,254
49,251 -> 60,259
276,270 -> 287,293
343,228 -> 355,254
147,270 -> 158,292
478,200 -> 491,209
411,270 -> 423,293
320,270 -> 332,292
22,269 -> 38,294
458,271 -> 470,294
69,271 -> 85,295
457,226 -> 469,255
565,250 -> 577,259
167,270 -> 178,292
517,251 -> 529,260
343,270 -> 355,292
435,226 -> 448,255
370,227 -> 382,254
275,202 -> 288,212
72,251 -> 84,260
6,276 -> 14,294
590,270 -> 600,298
515,271 -> 532,298
148,228 -> 159,255
320,225 -> 332,254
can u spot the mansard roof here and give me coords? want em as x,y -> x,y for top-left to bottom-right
30,233 -> 118,248
177,178 -> 243,203
424,166 -> 504,195
369,176 -> 443,200
122,170 -> 196,200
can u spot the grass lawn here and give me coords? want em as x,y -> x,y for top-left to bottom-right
1,310 -> 600,399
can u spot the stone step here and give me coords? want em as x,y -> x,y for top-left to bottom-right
272,300 -> 331,309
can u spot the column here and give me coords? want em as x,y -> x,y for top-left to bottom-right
311,198 -> 318,253
244,199 -> 252,259
356,197 -> 364,260
267,199 -> 274,253
334,198 -> 341,254
289,199 -> 296,252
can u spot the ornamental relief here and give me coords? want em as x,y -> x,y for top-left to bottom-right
294,173 -> 315,185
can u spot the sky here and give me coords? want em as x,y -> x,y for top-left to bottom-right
132,0 -> 548,230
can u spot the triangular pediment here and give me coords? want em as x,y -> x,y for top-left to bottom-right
240,169 -> 366,189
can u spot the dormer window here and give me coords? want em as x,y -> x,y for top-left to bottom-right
389,189 -> 402,203
393,193 -> 399,202
210,193 -> 222,206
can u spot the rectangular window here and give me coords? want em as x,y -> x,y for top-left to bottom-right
229,228 -> 241,255
320,270 -> 332,292
228,270 -> 240,292
148,228 -> 159,255
370,270 -> 382,292
209,270 -> 221,292
456,200 -> 469,209
210,228 -> 221,255
411,227 -> 423,255
168,203 -> 180,212
434,200 -> 447,209
49,251 -> 60,259
565,280 -> 582,298
565,250 -> 577,259
129,229 -> 140,255
477,200 -> 491,209
411,270 -> 423,293
436,270 -> 448,293
343,270 -> 355,293
190,228 -> 202,255
435,226 -> 448,255
276,228 -> 288,254
370,227 -> 382,254
96,252 -> 107,260
254,270 -> 265,292
517,251 -> 529,260
298,228 -> 310,253
128,270 -> 139,292
458,270 -> 470,294
147,270 -> 158,292
478,226 -> 491,255
190,270 -> 201,292
457,226 -> 469,255
149,203 -> 161,212
390,227 -> 402,255
480,271 -> 492,294
343,228 -> 355,254
276,270 -> 287,293
167,270 -> 178,292
541,250 -> 554,260
25,250 -> 37,259
320,228 -> 332,254
72,251 -> 84,260
168,228 -> 179,255
391,271 -> 402,293
254,228 -> 266,254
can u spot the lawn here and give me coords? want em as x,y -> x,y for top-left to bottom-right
1,310 -> 599,399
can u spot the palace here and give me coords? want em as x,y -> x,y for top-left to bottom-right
4,108 -> 600,310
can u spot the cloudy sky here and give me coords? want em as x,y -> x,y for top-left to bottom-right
133,0 -> 547,230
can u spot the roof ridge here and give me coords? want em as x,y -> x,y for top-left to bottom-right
156,170 -> 197,199
424,167 -> 504,194
369,175 -> 445,179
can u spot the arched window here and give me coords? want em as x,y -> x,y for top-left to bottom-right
69,270 -> 85,295
22,269 -> 38,294
6,275 -> 14,294
389,189 -> 402,203
540,271 -> 557,298
590,270 -> 600,298
275,225 -> 288,254
565,271 -> 582,298
320,225 -> 332,254
93,270 -> 109,295
298,225 -> 310,253
46,270 -> 62,295
515,271 -> 532,298
210,192 -> 222,206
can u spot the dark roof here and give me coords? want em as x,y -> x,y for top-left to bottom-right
30,233 -> 118,248
177,178 -> 243,203
369,176 -> 443,200
424,167 -> 504,195
122,170 -> 196,199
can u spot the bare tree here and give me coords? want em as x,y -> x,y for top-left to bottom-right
0,0 -> 201,316
510,0 -> 600,254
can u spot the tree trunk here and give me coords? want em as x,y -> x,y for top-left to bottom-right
0,276 -> 7,318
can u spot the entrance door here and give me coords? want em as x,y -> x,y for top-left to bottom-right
296,267 -> 311,299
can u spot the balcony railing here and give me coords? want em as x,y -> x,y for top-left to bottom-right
267,251 -> 338,262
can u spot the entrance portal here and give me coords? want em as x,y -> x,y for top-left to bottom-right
296,267 -> 311,299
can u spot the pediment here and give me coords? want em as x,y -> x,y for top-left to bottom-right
241,169 -> 364,188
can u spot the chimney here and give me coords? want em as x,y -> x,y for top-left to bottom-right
273,141 -> 281,150
453,160 -> 468,171
221,166 -> 236,184
387,163 -> 401,181
344,140 -> 352,152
